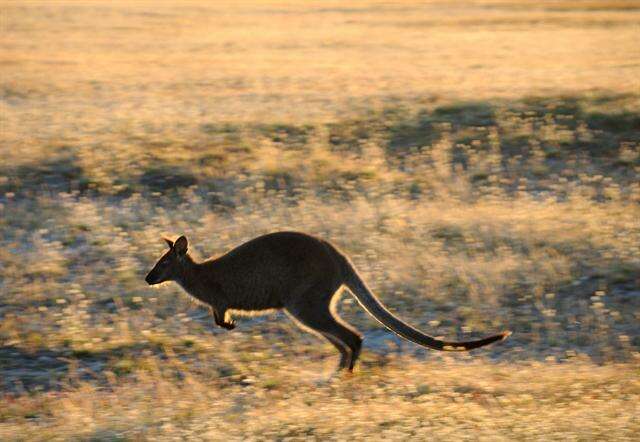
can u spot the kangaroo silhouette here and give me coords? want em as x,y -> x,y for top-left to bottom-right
146,231 -> 510,371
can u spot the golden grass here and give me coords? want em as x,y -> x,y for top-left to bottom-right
2,360 -> 639,441
1,1 -> 639,440
2,0 -> 639,129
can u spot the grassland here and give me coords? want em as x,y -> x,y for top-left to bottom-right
1,1 -> 639,440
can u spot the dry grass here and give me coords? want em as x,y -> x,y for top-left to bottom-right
2,360 -> 639,441
1,1 -> 639,440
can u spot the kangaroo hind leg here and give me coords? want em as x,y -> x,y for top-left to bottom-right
214,308 -> 236,330
286,289 -> 363,371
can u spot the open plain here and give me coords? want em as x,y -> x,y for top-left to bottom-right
1,1 -> 639,440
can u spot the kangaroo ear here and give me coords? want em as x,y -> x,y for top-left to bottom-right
163,237 -> 174,249
174,236 -> 188,255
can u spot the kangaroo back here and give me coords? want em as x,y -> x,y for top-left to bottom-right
332,249 -> 510,351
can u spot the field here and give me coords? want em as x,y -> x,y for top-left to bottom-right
1,0 -> 639,440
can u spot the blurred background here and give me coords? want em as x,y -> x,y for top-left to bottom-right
1,1 -> 639,440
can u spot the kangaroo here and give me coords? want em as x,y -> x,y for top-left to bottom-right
145,231 -> 510,371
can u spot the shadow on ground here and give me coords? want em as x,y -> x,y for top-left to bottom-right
1,94 -> 638,197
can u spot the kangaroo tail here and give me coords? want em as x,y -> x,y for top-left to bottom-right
336,251 -> 511,351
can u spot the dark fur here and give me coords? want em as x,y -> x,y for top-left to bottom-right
146,231 -> 510,371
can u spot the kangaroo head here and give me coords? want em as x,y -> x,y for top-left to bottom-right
145,235 -> 189,285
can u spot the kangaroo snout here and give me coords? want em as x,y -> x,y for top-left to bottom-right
145,272 -> 157,285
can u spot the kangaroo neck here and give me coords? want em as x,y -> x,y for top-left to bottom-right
175,255 -> 203,296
